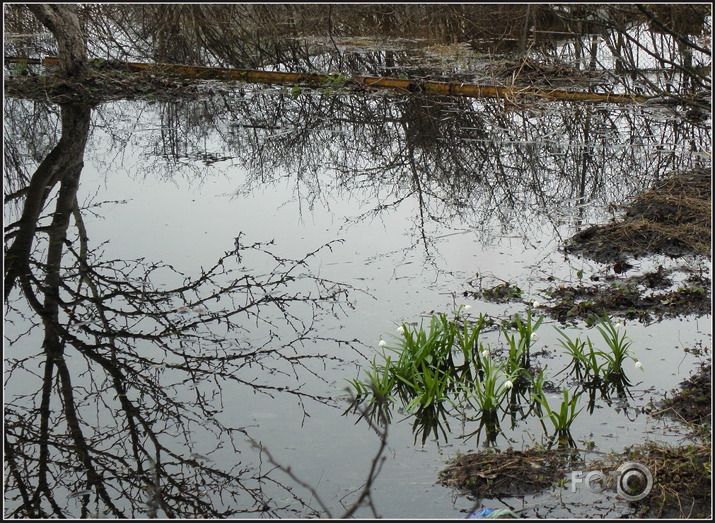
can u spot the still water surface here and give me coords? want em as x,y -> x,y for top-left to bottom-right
4,88 -> 711,517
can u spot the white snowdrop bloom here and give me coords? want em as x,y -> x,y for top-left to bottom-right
379,339 -> 387,348
396,326 -> 404,335
531,333 -> 539,341
504,380 -> 514,390
463,304 -> 472,312
481,350 -> 489,359
635,361 -> 644,371
532,301 -> 540,308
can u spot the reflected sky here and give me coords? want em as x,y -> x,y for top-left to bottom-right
3,87 -> 711,518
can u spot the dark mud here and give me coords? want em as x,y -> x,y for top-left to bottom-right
4,61 -> 216,104
463,278 -> 524,304
566,167 -> 711,262
656,362 -> 712,426
541,271 -> 710,324
632,363 -> 712,518
588,440 -> 712,519
544,167 -> 712,323
440,447 -> 583,498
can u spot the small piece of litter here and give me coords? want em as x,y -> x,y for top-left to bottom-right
465,508 -> 519,519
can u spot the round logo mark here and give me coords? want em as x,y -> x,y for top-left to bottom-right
615,462 -> 653,501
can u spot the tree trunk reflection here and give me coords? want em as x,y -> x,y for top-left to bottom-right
4,102 -> 356,518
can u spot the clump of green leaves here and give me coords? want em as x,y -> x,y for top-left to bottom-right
347,309 -> 640,448
534,388 -> 583,447
555,315 -> 640,390
12,61 -> 29,76
290,85 -> 303,99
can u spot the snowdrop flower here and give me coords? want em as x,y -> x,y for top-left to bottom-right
615,322 -> 623,330
481,350 -> 489,359
635,361 -> 643,371
463,304 -> 472,312
396,325 -> 404,335
532,301 -> 540,308
379,339 -> 387,348
504,380 -> 514,390
531,333 -> 539,341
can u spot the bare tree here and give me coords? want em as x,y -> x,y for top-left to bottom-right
26,4 -> 88,78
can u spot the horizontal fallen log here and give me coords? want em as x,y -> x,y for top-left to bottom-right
6,56 -> 650,104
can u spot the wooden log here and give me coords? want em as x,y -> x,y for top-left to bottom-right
6,57 -> 650,104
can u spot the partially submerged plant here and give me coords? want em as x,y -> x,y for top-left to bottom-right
348,355 -> 395,405
534,388 -> 583,447
347,307 -> 640,448
461,353 -> 515,415
555,330 -> 606,384
502,310 -> 542,371
455,311 -> 487,383
555,315 -> 639,390
594,315 -> 638,387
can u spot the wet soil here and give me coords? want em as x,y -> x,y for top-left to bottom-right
463,277 -> 524,304
541,271 -> 711,324
634,442 -> 711,519
565,167 -> 711,262
4,62 -> 217,104
439,447 -> 584,498
544,167 -> 712,323
640,362 -> 712,518
655,362 -> 712,426
587,439 -> 712,519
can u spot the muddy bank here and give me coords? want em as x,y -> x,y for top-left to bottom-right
542,167 -> 712,323
440,439 -> 711,518
440,447 -> 582,498
630,363 -> 712,518
541,271 -> 710,324
633,356 -> 711,518
566,167 -> 711,262
655,362 -> 712,427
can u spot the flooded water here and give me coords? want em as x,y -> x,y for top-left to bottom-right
4,85 -> 710,518
4,7 -> 713,516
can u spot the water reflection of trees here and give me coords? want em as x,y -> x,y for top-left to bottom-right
7,4 -> 707,97
87,89 -> 709,253
3,101 -> 362,517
